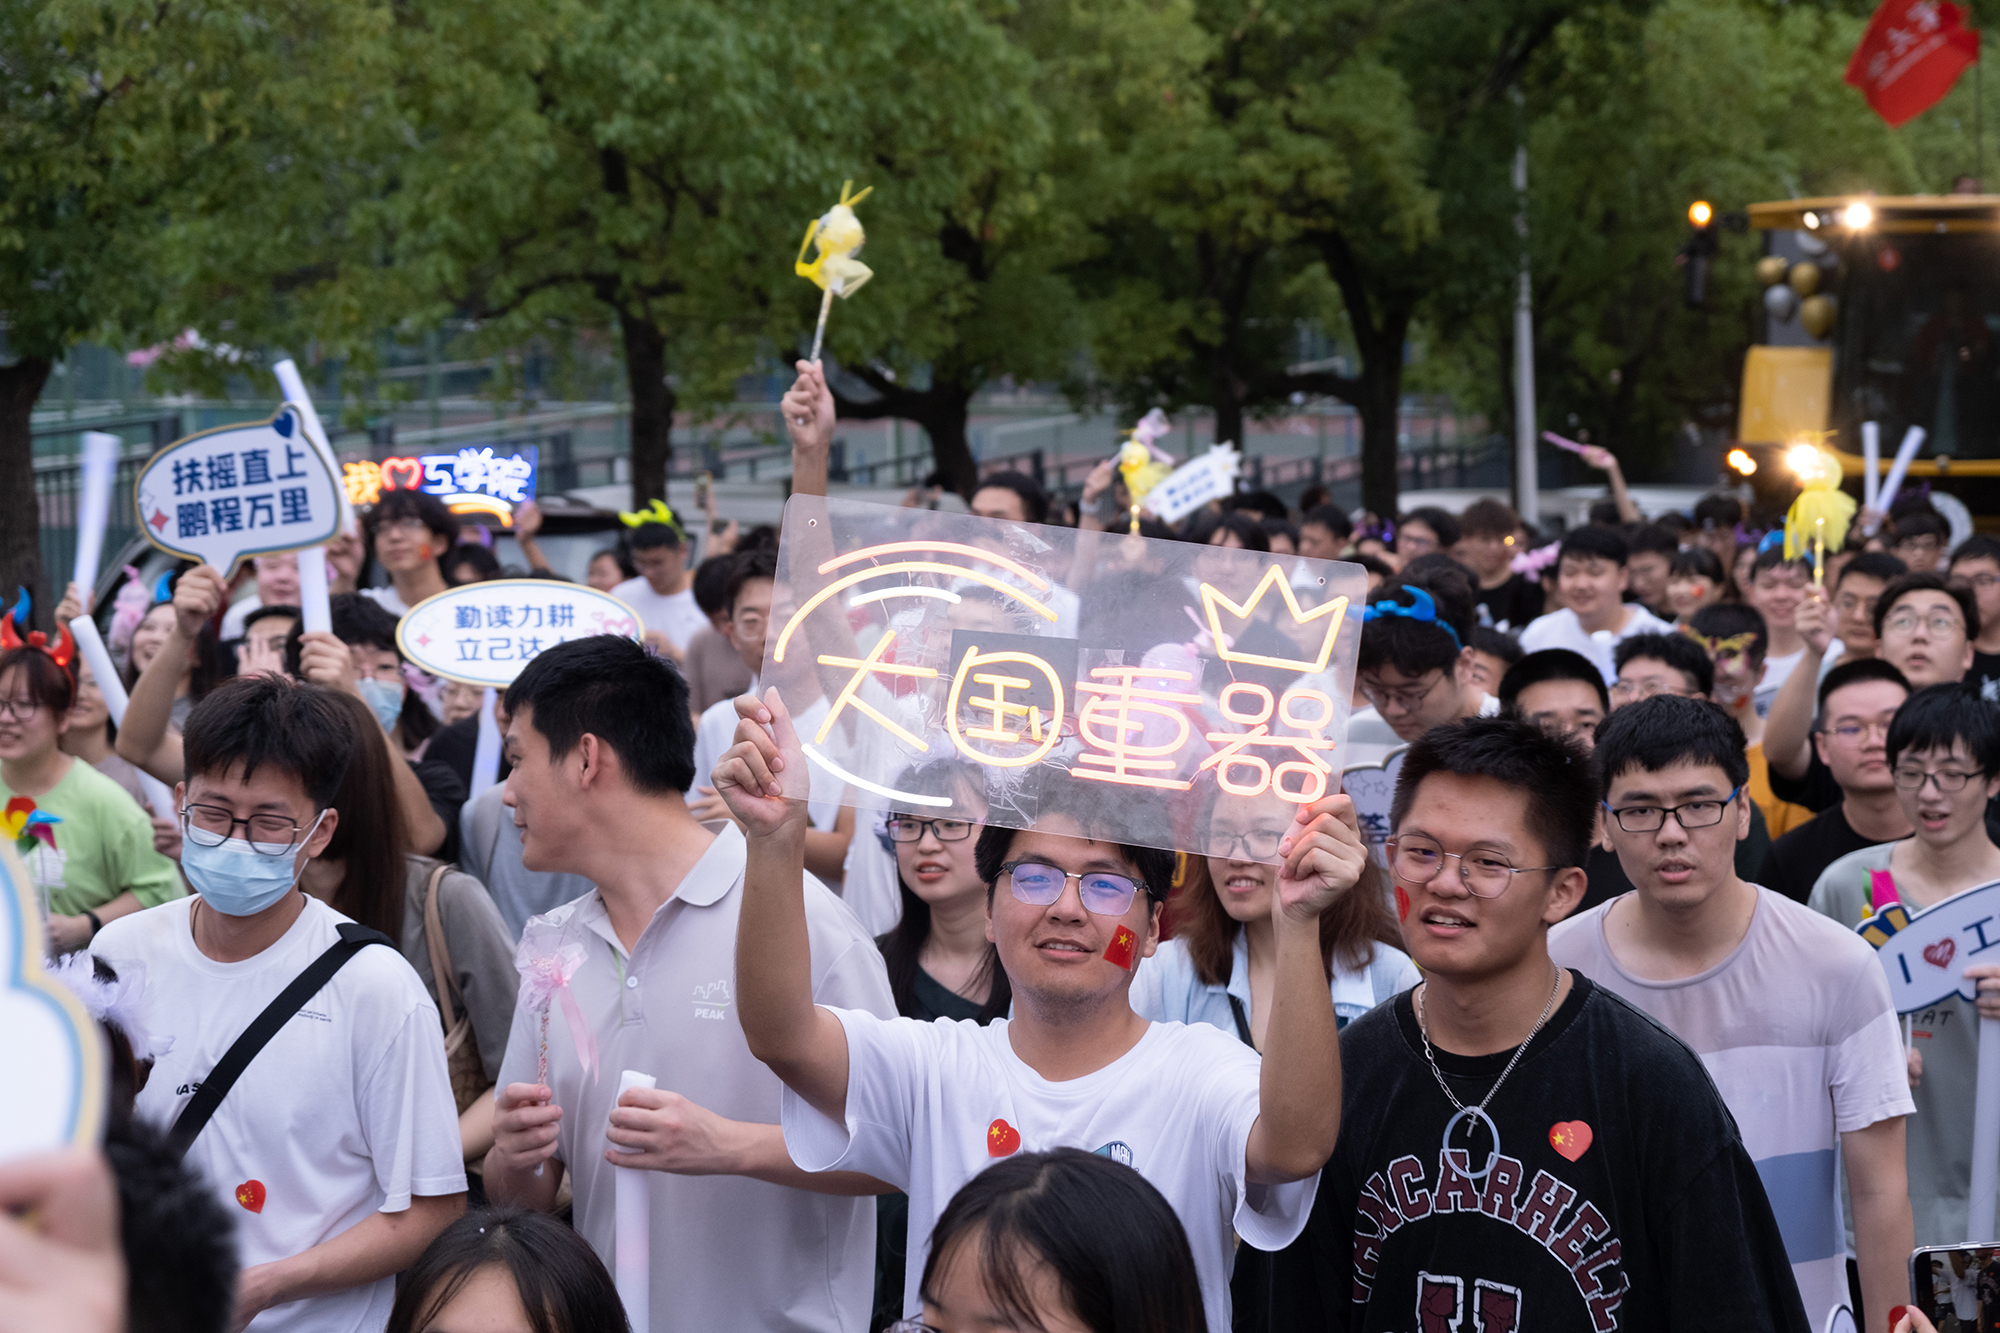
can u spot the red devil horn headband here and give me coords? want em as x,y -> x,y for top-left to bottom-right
1,589 -> 78,677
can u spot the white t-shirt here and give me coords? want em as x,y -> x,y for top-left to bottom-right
1517,603 -> 1676,684
692,690 -> 842,832
93,896 -> 465,1333
1755,646 -> 1807,717
781,1013 -> 1314,1333
357,586 -> 410,618
611,576 -> 706,653
1549,887 -> 1913,1329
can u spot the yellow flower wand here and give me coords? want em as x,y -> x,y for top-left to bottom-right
795,181 -> 874,364
1782,443 -> 1856,587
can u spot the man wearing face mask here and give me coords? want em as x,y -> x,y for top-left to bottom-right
91,674 -> 466,1332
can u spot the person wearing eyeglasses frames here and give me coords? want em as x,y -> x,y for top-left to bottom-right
1348,571 -> 1493,747
0,639 -> 182,955
1947,535 -> 2000,703
716,689 -> 1364,1333
1760,660 -> 1915,906
1267,714 -> 1809,1332
1551,695 -> 1913,1330
1811,684 -> 2000,1259
90,673 -> 468,1331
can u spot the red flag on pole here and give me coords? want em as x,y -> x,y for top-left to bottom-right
1845,0 -> 1981,128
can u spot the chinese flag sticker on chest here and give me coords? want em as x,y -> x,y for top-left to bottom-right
987,1119 -> 1022,1158
235,1180 -> 267,1213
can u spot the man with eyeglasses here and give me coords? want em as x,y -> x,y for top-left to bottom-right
1759,660 -> 1915,905
1811,684 -> 2000,1256
717,691 -> 1363,1333
1268,715 -> 1808,1332
91,674 -> 466,1332
1551,695 -> 1913,1330
1947,535 -> 2000,702
1346,572 -> 1495,747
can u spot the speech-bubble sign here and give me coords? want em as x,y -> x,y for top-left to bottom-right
1855,878 -> 2000,1013
760,496 -> 1366,863
133,405 -> 342,575
396,579 -> 643,688
1341,744 -> 1409,870
0,841 -> 104,1161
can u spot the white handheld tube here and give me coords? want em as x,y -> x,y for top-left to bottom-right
1860,421 -> 1880,511
1869,425 -> 1926,533
295,546 -> 332,635
611,1070 -> 656,1333
72,431 -> 121,604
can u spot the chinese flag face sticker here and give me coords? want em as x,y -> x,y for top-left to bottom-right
1102,925 -> 1137,971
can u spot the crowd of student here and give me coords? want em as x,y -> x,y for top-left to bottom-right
1,361 -> 1995,1333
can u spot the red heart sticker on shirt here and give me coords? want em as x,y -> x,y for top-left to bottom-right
1549,1121 -> 1593,1162
987,1119 -> 1021,1158
1924,938 -> 1957,970
235,1180 -> 266,1213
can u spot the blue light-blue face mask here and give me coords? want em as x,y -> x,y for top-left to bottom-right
180,811 -> 326,917
357,678 -> 405,734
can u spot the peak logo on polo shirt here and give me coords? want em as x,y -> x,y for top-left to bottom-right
691,980 -> 731,1021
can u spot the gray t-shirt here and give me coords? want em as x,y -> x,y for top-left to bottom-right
1809,842 -> 1995,1247
402,856 -> 521,1081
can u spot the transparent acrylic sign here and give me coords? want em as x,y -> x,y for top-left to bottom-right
761,496 -> 1365,863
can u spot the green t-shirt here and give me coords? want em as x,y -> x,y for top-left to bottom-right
1809,840 -> 1994,1247
1,758 -> 184,918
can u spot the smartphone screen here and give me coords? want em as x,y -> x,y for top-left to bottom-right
1909,1244 -> 2000,1329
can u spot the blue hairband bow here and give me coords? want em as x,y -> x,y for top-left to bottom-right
1360,585 -> 1462,650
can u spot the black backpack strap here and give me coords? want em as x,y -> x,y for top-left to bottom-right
168,921 -> 394,1161
1226,993 -> 1255,1049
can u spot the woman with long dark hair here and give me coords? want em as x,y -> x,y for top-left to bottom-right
386,1207 -> 628,1333
1131,791 -> 1417,1045
906,1149 -> 1208,1333
304,689 -> 519,1171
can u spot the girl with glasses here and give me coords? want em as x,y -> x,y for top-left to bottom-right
1810,683 -> 2000,1252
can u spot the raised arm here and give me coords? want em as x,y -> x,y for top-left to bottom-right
784,362 -> 834,500
1764,583 -> 1833,780
511,500 -> 553,575
1580,445 -> 1640,525
1244,792 -> 1364,1184
117,565 -> 228,783
296,632 -> 449,853
717,689 -> 853,1125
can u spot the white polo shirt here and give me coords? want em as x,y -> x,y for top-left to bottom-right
495,825 -> 895,1333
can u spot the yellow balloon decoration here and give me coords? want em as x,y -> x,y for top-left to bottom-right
1756,256 -> 1789,288
1117,409 -> 1175,533
794,180 -> 874,363
1783,442 -> 1856,585
1800,293 -> 1837,340
1788,262 -> 1821,297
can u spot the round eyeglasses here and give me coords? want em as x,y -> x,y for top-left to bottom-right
1386,836 -> 1561,899
1205,828 -> 1286,862
1003,860 -> 1147,916
888,817 -> 974,843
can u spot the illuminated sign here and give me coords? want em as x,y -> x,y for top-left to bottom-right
344,445 -> 538,524
396,579 -> 642,689
133,406 -> 343,574
762,497 -> 1365,862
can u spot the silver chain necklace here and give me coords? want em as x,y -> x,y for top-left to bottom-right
1415,965 -> 1563,1184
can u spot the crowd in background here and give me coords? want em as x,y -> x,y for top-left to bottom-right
5,371 -> 1999,1333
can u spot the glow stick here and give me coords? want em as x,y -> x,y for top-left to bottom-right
1869,425 -> 1926,533
272,358 -> 355,535
1861,421 -> 1880,511
469,688 -> 502,800
68,616 -> 177,818
72,432 -> 120,605
612,1069 -> 656,1333
1540,430 -> 1590,455
295,545 -> 332,634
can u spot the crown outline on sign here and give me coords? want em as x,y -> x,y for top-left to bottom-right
1199,567 -> 1350,674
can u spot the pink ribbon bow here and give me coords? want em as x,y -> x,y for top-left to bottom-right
514,929 -> 599,1085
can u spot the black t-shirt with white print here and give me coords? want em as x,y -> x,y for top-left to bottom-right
1262,974 -> 1809,1333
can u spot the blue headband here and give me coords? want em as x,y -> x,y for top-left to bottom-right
1360,585 -> 1462,650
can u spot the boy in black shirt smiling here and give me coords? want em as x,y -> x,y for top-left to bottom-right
1266,717 -> 1807,1332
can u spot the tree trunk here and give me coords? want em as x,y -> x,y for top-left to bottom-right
1212,389 -> 1245,456
913,388 -> 977,500
620,311 -> 675,508
0,358 -> 53,630
1357,305 -> 1411,521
